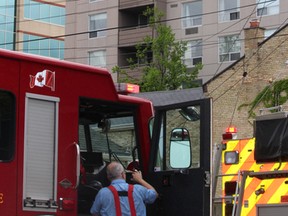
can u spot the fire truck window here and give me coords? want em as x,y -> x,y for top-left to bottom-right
79,116 -> 138,169
154,106 -> 200,171
0,91 -> 15,162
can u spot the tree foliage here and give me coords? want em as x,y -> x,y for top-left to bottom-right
113,7 -> 202,92
239,79 -> 288,117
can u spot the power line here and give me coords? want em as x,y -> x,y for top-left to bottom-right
2,0 -> 286,91
208,0 -> 279,95
213,22 -> 288,102
2,0 -> 282,59
0,0 -> 278,44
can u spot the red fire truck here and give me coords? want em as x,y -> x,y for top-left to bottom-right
0,49 -> 212,216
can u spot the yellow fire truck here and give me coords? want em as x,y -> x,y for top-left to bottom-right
218,109 -> 288,216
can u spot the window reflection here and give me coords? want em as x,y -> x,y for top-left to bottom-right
154,105 -> 201,171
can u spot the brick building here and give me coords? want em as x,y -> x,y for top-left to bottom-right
204,20 -> 288,145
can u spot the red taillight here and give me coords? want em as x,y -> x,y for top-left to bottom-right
281,195 -> 288,202
222,133 -> 233,140
222,127 -> 238,140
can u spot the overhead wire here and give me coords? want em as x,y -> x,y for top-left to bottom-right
208,0 -> 284,96
1,0 -> 282,72
2,0 -> 287,96
0,0 -> 278,45
210,0 -> 287,127
213,17 -> 288,103
7,1 -> 281,65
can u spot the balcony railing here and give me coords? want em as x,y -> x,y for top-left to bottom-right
119,0 -> 154,10
118,65 -> 145,81
119,26 -> 153,46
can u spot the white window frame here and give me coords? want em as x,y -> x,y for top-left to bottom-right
219,35 -> 240,62
264,28 -> 277,39
182,1 -> 202,28
89,50 -> 106,68
90,0 -> 104,2
257,0 -> 279,16
184,40 -> 203,67
89,12 -> 107,38
218,0 -> 240,22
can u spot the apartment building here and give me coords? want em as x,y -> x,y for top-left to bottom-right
0,0 -> 65,59
64,0 -> 288,83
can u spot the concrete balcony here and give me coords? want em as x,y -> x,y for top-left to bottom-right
119,26 -> 153,47
119,0 -> 154,10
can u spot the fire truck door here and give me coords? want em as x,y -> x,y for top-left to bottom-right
146,99 -> 211,216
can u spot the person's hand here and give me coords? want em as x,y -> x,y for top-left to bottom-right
131,170 -> 143,183
131,169 -> 158,197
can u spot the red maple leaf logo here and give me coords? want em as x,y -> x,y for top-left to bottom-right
37,75 -> 44,83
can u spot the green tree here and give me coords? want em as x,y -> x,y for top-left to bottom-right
113,7 -> 202,92
239,79 -> 288,118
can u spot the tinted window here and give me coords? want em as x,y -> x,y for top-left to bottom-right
0,90 -> 15,162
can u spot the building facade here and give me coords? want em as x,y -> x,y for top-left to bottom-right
204,22 -> 288,145
64,0 -> 288,83
0,0 -> 65,59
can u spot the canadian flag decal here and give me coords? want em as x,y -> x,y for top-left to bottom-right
30,70 -> 55,91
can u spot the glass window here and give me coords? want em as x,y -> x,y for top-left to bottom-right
0,0 -> 15,50
0,90 -> 16,162
59,42 -> 64,60
39,39 -> 49,57
89,50 -> 106,67
23,34 -> 64,59
40,3 -> 50,23
0,2 -> 5,15
182,1 -> 202,28
90,0 -> 104,2
78,98 -> 140,175
6,0 -> 15,16
50,39 -> 59,58
29,35 -> 39,55
219,0 -> 240,22
30,1 -> 40,20
184,40 -> 203,67
219,35 -> 240,62
257,0 -> 279,16
265,28 -> 277,39
89,13 -> 107,38
24,0 -> 30,15
154,106 -> 201,171
50,6 -> 62,25
24,0 -> 65,26
0,31 -> 5,49
6,16 -> 14,31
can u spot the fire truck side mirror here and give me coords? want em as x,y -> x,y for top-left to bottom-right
169,128 -> 192,169
98,118 -> 111,133
179,106 -> 200,122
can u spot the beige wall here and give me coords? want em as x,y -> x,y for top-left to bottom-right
65,0 -> 288,83
65,0 -> 119,81
166,0 -> 288,83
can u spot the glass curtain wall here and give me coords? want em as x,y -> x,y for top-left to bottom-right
0,0 -> 15,50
